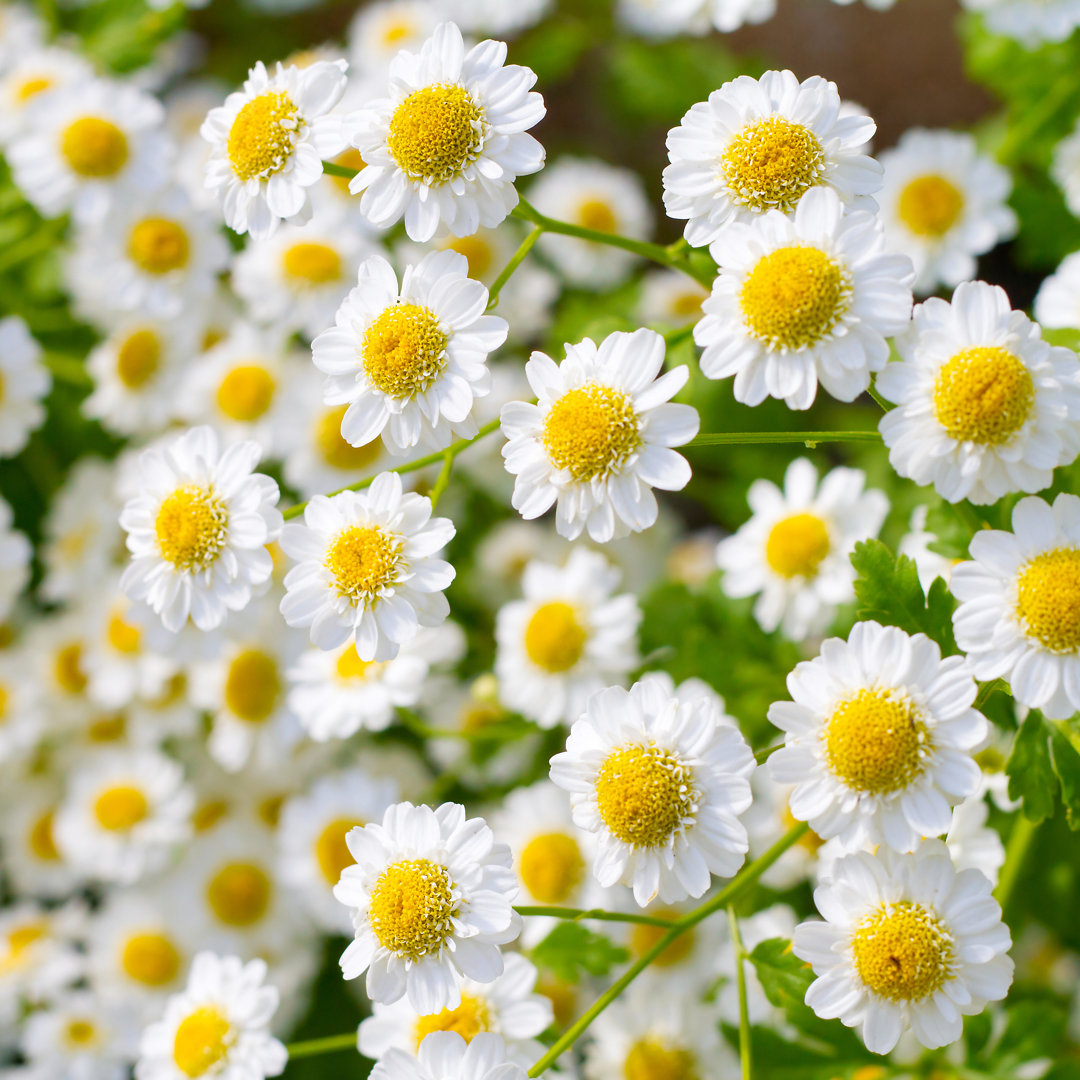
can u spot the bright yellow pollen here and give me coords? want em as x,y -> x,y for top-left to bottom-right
154,486 -> 229,572
851,901 -> 953,1002
216,364 -> 277,422
1016,548 -> 1080,653
932,347 -> 1034,446
0,683 -> 7,722
29,811 -> 60,862
722,116 -> 826,214
595,745 -> 695,848
671,290 -> 705,318
116,328 -> 161,389
326,524 -> 403,603
4,922 -> 45,970
227,91 -> 300,182
335,643 -> 378,681
368,858 -> 457,961
414,994 -> 491,1048
524,601 -> 587,674
88,713 -> 126,742
519,832 -> 586,904
630,914 -> 694,968
121,932 -> 181,987
64,1019 -> 98,1046
173,1007 -> 232,1078
60,116 -> 129,178
381,19 -> 414,47
362,303 -> 448,399
897,174 -> 965,237
223,649 -> 280,723
193,799 -> 229,833
207,862 -> 271,927
542,384 -> 642,481
824,689 -> 929,794
315,818 -> 360,885
315,406 -> 383,472
330,147 -> 366,194
446,234 -> 494,279
740,245 -> 851,351
107,610 -> 141,654
765,512 -> 831,579
577,198 -> 617,233
624,1038 -> 699,1080
93,785 -> 149,831
127,217 -> 190,275
15,75 -> 53,102
282,241 -> 342,285
388,83 -> 485,184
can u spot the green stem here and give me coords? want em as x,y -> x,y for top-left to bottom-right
663,323 -> 696,348
487,225 -> 543,309
995,813 -> 1037,915
0,224 -> 62,275
285,1032 -> 358,1059
868,384 -> 890,412
43,351 -> 91,389
514,905 -> 676,928
974,678 -> 1006,710
753,742 -> 783,765
321,160 -> 357,179
729,906 -> 753,1080
428,451 -> 455,507
688,430 -> 881,447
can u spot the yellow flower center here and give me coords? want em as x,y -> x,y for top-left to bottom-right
116,328 -> 162,389
519,831 -> 586,904
93,785 -> 149,831
282,241 -> 343,285
932,346 -> 1034,446
414,993 -> 491,1048
28,810 -> 60,861
577,198 -> 617,233
630,914 -> 694,968
64,1019 -> 98,1047
721,116 -> 826,214
368,858 -> 457,961
523,601 -> 587,674
258,794 -> 285,828
329,147 -> 366,194
216,364 -> 277,422
0,682 -> 7,722
121,932 -> 181,987
824,688 -> 929,794
362,303 -> 448,399
851,901 -> 953,1002
207,862 -> 272,927
765,512 -> 831,579
381,19 -> 415,47
88,713 -> 126,741
60,116 -> 129,178
227,91 -> 301,183
740,245 -> 851,351
315,406 -> 384,472
326,524 -> 403,603
897,174 -> 965,237
315,818 -> 360,885
127,217 -> 191,275
542,383 -> 642,481
106,608 -> 141,654
388,83 -> 485,184
624,1038 -> 699,1080
173,1007 -> 232,1078
3,922 -> 45,971
223,648 -> 281,723
335,643 -> 380,681
1016,548 -> 1080,653
595,744 -> 696,848
445,234 -> 495,280
193,799 -> 229,833
155,486 -> 229,572
15,75 -> 53,102
671,290 -> 706,319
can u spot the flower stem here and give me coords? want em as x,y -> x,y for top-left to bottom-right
729,906 -> 753,1080
995,813 -> 1037,915
321,159 -> 357,179
514,905 -> 677,928
428,451 -> 455,507
688,431 -> 881,447
285,1032 -> 358,1059
488,225 -> 544,309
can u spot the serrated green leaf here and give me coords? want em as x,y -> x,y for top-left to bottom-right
530,923 -> 628,984
748,938 -> 814,1011
1008,712 -> 1057,823
1049,721 -> 1080,830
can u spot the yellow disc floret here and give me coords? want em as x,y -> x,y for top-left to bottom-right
15,75 -> 53,103
207,862 -> 271,927
315,818 -> 360,885
216,364 -> 277,422
55,641 -> 87,694
335,643 -> 379,681
722,116 -> 826,214
315,406 -> 384,472
932,347 -> 1034,446
630,914 -> 694,969
173,1006 -> 232,1078
282,242 -> 343,285
524,601 -> 587,674
116,328 -> 161,389
64,1019 -> 98,1047
326,524 -> 404,603
362,303 -> 448,399
227,91 -> 301,183
851,901 -> 953,1002
60,116 -> 129,178
897,175 -> 964,237
155,486 -> 230,572
127,217 -> 191,275
595,744 -> 696,848
1016,548 -> 1080,654
414,993 -> 492,1048
93,785 -> 148,831
519,831 -> 586,904
624,1038 -> 699,1080
576,198 -> 617,233
542,384 -> 642,481
765,512 -> 830,579
121,932 -> 181,987
223,649 -> 281,723
28,810 -> 60,862
445,235 -> 495,280
368,858 -> 457,961
388,83 -> 485,184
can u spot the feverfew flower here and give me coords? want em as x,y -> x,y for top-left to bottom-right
0,495 -> 32,623
767,620 -> 989,852
793,841 -> 1013,1054
694,187 -> 914,410
348,2 -> 440,89
433,0 -> 553,35
663,70 -> 880,247
280,472 -> 455,661
716,457 -> 888,641
346,22 -> 545,241
501,329 -> 699,542
334,801 -> 520,1012
952,493 -> 1080,720
962,0 -> 1080,46
0,45 -> 92,146
119,426 -> 283,632
313,251 -> 506,456
0,315 -> 48,457
201,59 -> 348,239
1035,251 -> 1080,329
21,989 -> 135,1080
1053,117 -> 1080,219
551,678 -> 754,907
878,281 -> 1080,505
369,1033 -> 527,1080
616,0 -> 710,38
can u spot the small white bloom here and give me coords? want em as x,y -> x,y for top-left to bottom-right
0,776 -> 81,899
1053,117 -> 1080,219
638,268 -> 709,328
369,1033 -> 527,1080
347,2 -> 441,91
21,989 -> 135,1080
0,315 -> 48,457
0,652 -> 44,768
962,0 -> 1080,46
899,505 -> 956,593
432,0 -> 553,35
0,495 -> 30,623
0,901 -> 84,1027
0,45 -> 91,146
616,0 -> 710,37
1035,251 -> 1080,329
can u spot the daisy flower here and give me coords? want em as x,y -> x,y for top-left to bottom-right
793,840 -> 1013,1054
21,989 -> 135,1080
119,426 -> 283,633
0,652 -> 44,768
433,0 -> 553,35
716,457 -> 888,641
663,69 -> 881,248
313,250 -> 507,456
0,314 -> 48,457
0,901 -> 84,1027
766,620 -> 989,852
0,777 -> 81,900
616,0 -> 710,37
1035,251 -> 1080,329
494,549 -> 641,729
694,186 -> 914,410
638,268 -> 709,329
135,953 -> 287,1080
347,2 -> 441,93
333,801 -> 520,1012
501,329 -> 699,543
0,45 -> 91,145
345,22 -> 546,242
549,677 -> 755,907
877,280 -> 1080,505
370,1033 -> 527,1080
1052,117 -> 1080,220
280,472 -> 455,661
951,492 -> 1080,719
961,0 -> 1080,46
878,129 -> 1015,295
0,495 -> 31,622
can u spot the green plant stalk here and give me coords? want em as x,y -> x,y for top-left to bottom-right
995,813 -> 1037,915
428,451 -> 455,507
487,225 -> 544,309
688,431 -> 880,447
729,906 -> 753,1080
514,905 -> 676,928
285,1031 -> 359,1058
321,160 -> 357,179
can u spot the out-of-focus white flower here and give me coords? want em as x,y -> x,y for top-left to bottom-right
1035,251 -> 1080,329
962,0 -> 1080,47
0,45 -> 91,146
0,495 -> 32,623
21,989 -> 135,1080
0,315 -> 48,458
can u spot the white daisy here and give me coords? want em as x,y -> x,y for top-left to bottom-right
21,989 -> 135,1080
494,548 -> 641,729
279,471 -> 455,661
716,457 -> 888,641
766,620 -> 989,852
369,1033 -> 527,1080
878,280 -> 1080,505
0,46 -> 91,147
638,268 -> 709,329
899,504 -> 956,593
962,0 -> 1080,46
1036,250 -> 1080,329
707,0 -> 779,29
793,840 -> 1013,1054
663,69 -> 881,247
0,777 -> 81,899
345,21 -> 546,242
0,901 -> 84,1028
1052,118 -> 1080,220
0,314 -> 48,457
347,1 -> 441,94
878,128 -> 1016,295
943,794 -> 1006,886
549,677 -> 755,907
616,0 -> 710,37
501,329 -> 699,543
694,186 -> 914,409
119,426 -> 282,633
432,0 -> 553,34
313,250 -> 507,456
333,801 -> 520,1012
0,495 -> 31,623
201,59 -> 348,239
0,652 -> 44,768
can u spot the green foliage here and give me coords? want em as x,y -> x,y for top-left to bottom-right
531,923 -> 629,984
1007,712 -> 1080,828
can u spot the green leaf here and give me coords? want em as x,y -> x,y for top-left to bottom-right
1049,720 -> 1080,830
530,923 -> 628,984
1008,711 -> 1058,823
748,938 -> 814,1013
